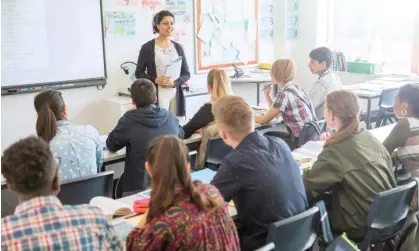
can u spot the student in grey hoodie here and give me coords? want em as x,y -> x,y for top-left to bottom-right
107,79 -> 184,194
308,47 -> 342,119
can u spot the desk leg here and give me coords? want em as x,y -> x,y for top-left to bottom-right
256,82 -> 260,106
367,98 -> 372,130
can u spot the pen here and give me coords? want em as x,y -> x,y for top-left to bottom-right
261,84 -> 272,92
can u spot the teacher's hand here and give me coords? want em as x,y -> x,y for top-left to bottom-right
155,76 -> 166,85
162,77 -> 175,88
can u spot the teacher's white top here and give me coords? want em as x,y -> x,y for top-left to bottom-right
155,43 -> 178,111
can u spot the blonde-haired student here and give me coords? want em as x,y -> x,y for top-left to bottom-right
255,59 -> 316,149
303,90 -> 396,239
182,69 -> 233,168
211,96 -> 308,250
183,69 -> 233,138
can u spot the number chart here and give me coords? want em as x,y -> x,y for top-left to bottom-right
285,0 -> 299,40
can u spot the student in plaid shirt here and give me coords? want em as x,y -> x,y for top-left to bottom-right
1,136 -> 123,251
256,59 -> 316,149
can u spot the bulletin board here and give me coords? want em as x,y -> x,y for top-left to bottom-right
194,0 -> 259,73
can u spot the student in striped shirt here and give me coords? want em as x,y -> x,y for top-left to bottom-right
1,136 -> 123,250
383,84 -> 419,178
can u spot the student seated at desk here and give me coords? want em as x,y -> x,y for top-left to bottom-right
255,59 -> 316,149
307,47 -> 342,119
34,90 -> 104,181
1,136 -> 123,250
211,96 -> 308,251
182,69 -> 233,168
303,90 -> 396,240
383,84 -> 419,178
107,79 -> 184,194
126,136 -> 239,251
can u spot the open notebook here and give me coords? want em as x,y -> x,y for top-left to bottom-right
292,141 -> 324,170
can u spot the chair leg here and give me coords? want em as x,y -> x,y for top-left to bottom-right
375,120 -> 382,129
382,118 -> 388,126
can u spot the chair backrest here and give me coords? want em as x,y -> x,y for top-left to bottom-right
359,178 -> 418,248
203,136 -> 233,165
367,179 -> 417,229
1,171 -> 114,218
266,201 -> 332,251
378,88 -> 398,108
297,120 -> 326,147
1,183 -> 19,218
58,171 -> 114,205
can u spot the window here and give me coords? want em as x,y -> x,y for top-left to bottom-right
328,0 -> 419,74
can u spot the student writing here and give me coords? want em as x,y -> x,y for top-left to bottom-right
256,59 -> 316,149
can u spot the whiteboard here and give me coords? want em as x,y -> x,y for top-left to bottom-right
1,0 -> 106,88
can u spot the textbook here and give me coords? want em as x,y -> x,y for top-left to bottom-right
90,196 -> 149,220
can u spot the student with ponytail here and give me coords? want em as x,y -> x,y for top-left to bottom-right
182,69 -> 233,168
303,90 -> 396,239
182,69 -> 233,139
34,90 -> 104,181
126,136 -> 239,251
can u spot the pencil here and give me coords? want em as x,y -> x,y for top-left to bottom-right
261,84 -> 272,92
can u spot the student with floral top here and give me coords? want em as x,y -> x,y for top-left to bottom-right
256,59 -> 316,149
1,136 -> 123,250
126,136 -> 239,251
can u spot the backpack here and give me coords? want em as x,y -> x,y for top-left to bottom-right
297,120 -> 326,147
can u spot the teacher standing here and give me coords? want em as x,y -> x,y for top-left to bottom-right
135,10 -> 190,117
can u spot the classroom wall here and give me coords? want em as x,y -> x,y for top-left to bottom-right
1,0 -> 381,149
272,0 -> 381,88
0,0 -> 263,149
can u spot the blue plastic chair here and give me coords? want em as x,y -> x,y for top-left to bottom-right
357,178 -> 418,250
265,201 -> 333,251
